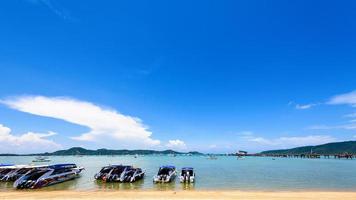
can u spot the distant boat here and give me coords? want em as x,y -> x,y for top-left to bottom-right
32,156 -> 51,162
207,155 -> 217,160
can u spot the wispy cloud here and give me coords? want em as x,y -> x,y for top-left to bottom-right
244,134 -> 337,147
295,103 -> 318,110
288,101 -> 319,110
307,124 -> 356,130
236,131 -> 254,136
0,124 -> 61,153
25,0 -> 73,20
1,96 -> 160,149
344,113 -> 356,118
165,139 -> 187,150
327,90 -> 356,107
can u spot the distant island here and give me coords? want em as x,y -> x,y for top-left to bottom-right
260,141 -> 356,155
0,147 -> 204,156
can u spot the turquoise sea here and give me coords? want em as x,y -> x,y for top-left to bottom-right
1,155 -> 356,191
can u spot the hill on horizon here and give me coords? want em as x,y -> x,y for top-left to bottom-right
260,141 -> 356,155
0,147 -> 204,156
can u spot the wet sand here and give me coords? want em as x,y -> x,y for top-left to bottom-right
1,191 -> 356,200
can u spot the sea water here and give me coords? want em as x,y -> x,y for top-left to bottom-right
1,155 -> 356,191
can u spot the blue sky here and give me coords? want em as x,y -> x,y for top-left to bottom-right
0,0 -> 355,153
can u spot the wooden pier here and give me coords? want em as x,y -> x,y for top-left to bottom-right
254,152 -> 355,159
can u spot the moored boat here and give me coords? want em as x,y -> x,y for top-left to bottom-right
179,167 -> 195,183
0,164 -> 15,181
14,163 -> 84,189
94,165 -> 144,182
94,165 -> 130,182
120,167 -> 145,182
0,165 -> 38,182
153,165 -> 176,183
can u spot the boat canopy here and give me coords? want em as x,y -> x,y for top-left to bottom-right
109,164 -> 123,167
49,164 -> 77,169
182,167 -> 193,170
160,165 -> 175,169
107,165 -> 132,169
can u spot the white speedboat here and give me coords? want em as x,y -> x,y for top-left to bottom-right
153,165 -> 176,183
179,167 -> 195,183
14,164 -> 84,189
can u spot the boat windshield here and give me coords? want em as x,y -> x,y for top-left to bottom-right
158,168 -> 171,175
181,170 -> 193,175
16,168 -> 32,175
111,166 -> 126,175
51,168 -> 73,175
0,168 -> 13,175
100,167 -> 113,173
25,169 -> 50,181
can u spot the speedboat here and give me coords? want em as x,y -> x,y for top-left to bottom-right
94,165 -> 130,182
179,167 -> 195,183
14,164 -> 84,189
0,164 -> 15,180
153,165 -> 176,183
120,167 -> 145,182
0,165 -> 37,182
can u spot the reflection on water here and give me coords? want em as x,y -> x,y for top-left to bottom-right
0,182 -> 14,191
44,178 -> 81,191
152,181 -> 177,191
181,182 -> 195,190
94,179 -> 144,190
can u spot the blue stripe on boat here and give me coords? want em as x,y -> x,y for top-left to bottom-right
0,164 -> 13,167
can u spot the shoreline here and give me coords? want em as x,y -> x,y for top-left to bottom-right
2,190 -> 356,200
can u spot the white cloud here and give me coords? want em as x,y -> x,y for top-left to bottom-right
349,119 -> 356,123
1,96 -> 160,149
244,135 -> 337,148
328,91 -> 356,107
26,0 -> 73,20
166,139 -> 187,150
295,103 -> 317,110
208,144 -> 217,149
236,131 -> 254,136
289,101 -> 318,110
344,113 -> 356,118
0,124 -> 61,153
307,124 -> 356,130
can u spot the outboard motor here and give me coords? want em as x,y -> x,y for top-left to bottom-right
184,171 -> 191,183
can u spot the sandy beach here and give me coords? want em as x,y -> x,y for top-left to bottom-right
2,191 -> 356,200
